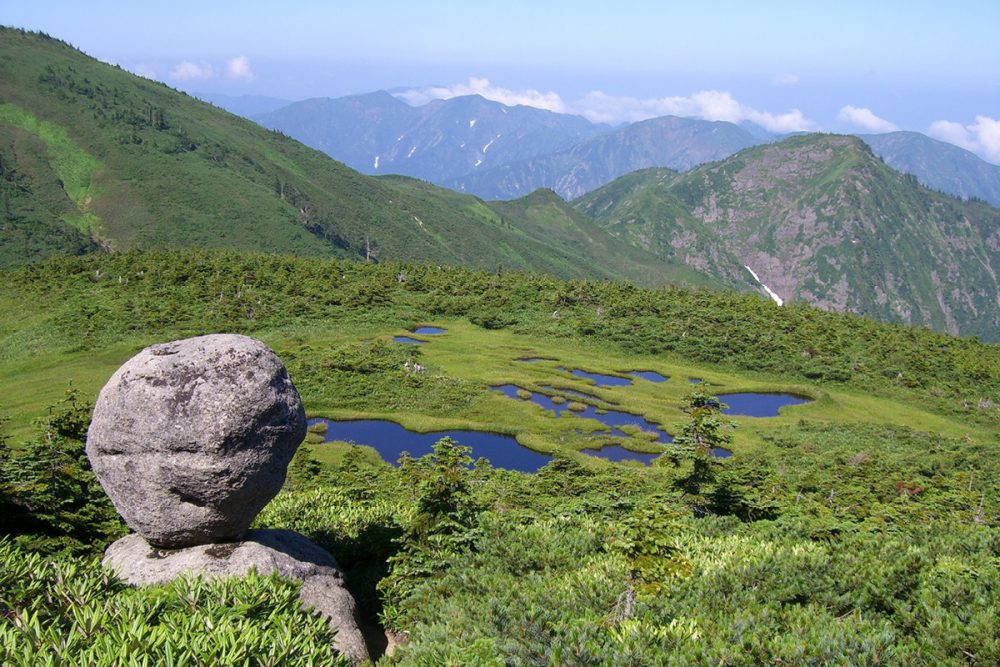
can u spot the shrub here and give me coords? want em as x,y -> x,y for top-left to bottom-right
0,540 -> 350,666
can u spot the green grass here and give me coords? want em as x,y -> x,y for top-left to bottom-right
0,102 -> 102,209
2,249 -> 997,665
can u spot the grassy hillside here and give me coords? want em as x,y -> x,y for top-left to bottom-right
576,134 -> 1000,340
0,28 -> 682,285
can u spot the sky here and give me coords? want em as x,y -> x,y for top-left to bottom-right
4,0 -> 999,162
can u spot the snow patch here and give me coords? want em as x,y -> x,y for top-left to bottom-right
373,156 -> 380,169
469,119 -> 477,128
482,134 -> 500,153
396,135 -> 404,142
474,159 -> 482,168
407,146 -> 416,158
744,265 -> 783,306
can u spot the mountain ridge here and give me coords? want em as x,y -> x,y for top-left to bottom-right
575,133 -> 1000,340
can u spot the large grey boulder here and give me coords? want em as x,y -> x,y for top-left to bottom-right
105,530 -> 371,665
86,334 -> 306,548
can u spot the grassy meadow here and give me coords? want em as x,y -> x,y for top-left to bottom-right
1,249 -> 998,665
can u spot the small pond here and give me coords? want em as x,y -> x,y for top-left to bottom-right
491,385 -> 671,443
556,367 -> 633,387
411,326 -> 446,334
719,393 -> 810,417
514,356 -> 554,363
628,370 -> 669,383
688,377 -> 703,384
309,418 -> 551,472
393,336 -> 425,344
538,384 -> 605,402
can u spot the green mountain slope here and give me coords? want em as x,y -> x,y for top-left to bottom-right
576,134 -> 1000,340
0,28 -> 683,285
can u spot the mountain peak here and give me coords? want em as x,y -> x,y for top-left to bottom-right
576,133 -> 1000,339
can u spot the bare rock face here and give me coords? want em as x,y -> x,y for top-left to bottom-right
86,334 -> 306,548
104,530 -> 371,665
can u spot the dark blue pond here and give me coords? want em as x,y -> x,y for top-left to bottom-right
394,336 -> 425,344
628,370 -> 669,383
491,385 -> 671,443
538,384 -> 605,402
689,377 -> 703,384
412,326 -> 446,334
719,393 -> 809,417
566,368 -> 633,387
310,418 -> 551,472
515,357 -> 554,363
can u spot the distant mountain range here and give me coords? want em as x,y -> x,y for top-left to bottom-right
251,90 -> 1000,207
860,132 -> 1000,206
252,92 -> 607,183
193,93 -> 293,117
444,115 -> 761,200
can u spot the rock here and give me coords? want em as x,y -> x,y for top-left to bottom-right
104,530 -> 371,665
86,334 -> 306,548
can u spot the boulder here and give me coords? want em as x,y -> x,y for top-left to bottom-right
105,530 -> 371,665
86,334 -> 306,548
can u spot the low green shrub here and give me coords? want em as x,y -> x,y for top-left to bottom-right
0,540 -> 350,666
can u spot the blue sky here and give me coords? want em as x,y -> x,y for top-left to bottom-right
4,1 -> 999,161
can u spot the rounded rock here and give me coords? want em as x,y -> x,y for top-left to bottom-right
86,334 -> 306,548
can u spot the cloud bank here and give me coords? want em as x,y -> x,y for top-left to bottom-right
396,78 -> 815,133
928,116 -> 1000,164
837,106 -> 899,133
396,77 -> 568,113
169,61 -> 214,81
576,89 -> 814,132
226,55 -> 254,81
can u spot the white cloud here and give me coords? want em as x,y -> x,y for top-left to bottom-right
396,79 -> 815,133
169,61 -> 214,81
226,55 -> 254,81
928,116 -> 1000,164
837,105 -> 899,133
574,89 -> 815,133
771,73 -> 799,87
396,77 -> 567,113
